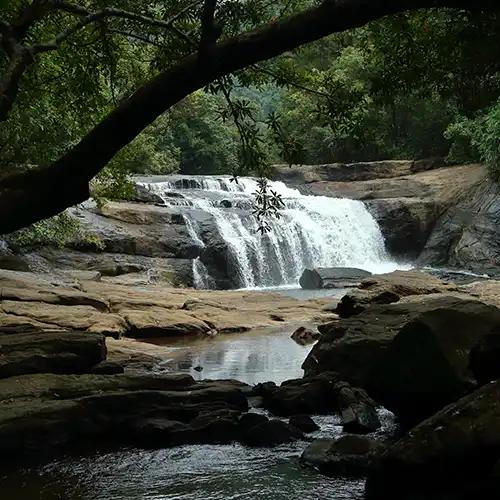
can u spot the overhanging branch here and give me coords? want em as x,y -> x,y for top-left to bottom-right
0,0 -> 499,233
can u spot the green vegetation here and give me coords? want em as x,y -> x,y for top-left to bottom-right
1,1 -> 499,238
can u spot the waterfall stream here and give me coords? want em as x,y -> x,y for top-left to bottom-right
136,175 -> 403,289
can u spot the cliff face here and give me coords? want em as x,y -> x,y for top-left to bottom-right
273,161 -> 498,275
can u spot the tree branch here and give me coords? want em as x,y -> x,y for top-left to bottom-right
199,0 -> 220,58
0,0 -> 498,233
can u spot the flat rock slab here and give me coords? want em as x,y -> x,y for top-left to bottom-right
0,269 -> 335,338
0,330 -> 107,378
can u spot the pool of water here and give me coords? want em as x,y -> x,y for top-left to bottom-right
0,306 -> 380,500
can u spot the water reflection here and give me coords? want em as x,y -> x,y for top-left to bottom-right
152,327 -> 314,385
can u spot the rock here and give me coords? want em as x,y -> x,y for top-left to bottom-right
304,293 -> 500,424
335,381 -> 380,434
238,412 -> 269,432
89,360 -> 124,375
0,269 -> 335,339
299,267 -> 372,290
271,160 -> 443,185
0,330 -> 107,378
469,334 -> 500,385
365,381 -> 500,500
301,435 -> 386,476
336,271 -> 457,318
291,326 -> 321,345
289,415 -> 320,433
0,373 -> 250,459
241,419 -> 303,447
257,373 -> 338,416
369,296 -> 500,423
0,254 -> 31,271
419,177 -> 500,277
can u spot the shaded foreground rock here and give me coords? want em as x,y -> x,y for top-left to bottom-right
300,267 -> 371,290
0,372 -> 253,460
365,381 -> 500,500
369,297 -> 500,422
289,414 -> 320,433
301,435 -> 386,476
305,292 -> 500,424
255,373 -> 380,432
0,329 -> 107,378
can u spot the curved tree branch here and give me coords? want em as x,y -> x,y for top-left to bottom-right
0,0 -> 498,234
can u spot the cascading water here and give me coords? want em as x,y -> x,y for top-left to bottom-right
137,175 -> 403,289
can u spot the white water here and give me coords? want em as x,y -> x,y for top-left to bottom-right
137,175 -> 406,289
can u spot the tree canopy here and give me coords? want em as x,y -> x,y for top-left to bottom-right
0,0 -> 499,235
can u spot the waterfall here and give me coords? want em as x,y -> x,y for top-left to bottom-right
136,175 -> 403,289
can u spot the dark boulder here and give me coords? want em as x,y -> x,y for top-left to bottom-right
365,381 -> 500,500
305,293 -> 500,424
469,333 -> 500,385
299,267 -> 372,290
241,419 -> 303,447
0,330 -> 107,379
289,415 -> 320,433
291,326 -> 321,346
301,435 -> 386,476
369,297 -> 500,423
335,382 -> 380,434
238,412 -> 269,432
256,373 -> 338,416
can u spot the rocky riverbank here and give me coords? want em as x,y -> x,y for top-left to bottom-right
272,161 -> 499,271
298,270 -> 500,499
2,161 -> 498,288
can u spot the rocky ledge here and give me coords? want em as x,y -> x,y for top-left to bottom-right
299,270 -> 500,499
273,161 -> 499,273
0,269 -> 334,339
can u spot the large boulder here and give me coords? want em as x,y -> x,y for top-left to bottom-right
304,293 -> 500,423
336,271 -> 457,318
299,267 -> 372,290
301,435 -> 386,476
368,296 -> 500,423
0,373 -> 250,460
241,419 -> 303,447
365,381 -> 500,500
0,329 -> 107,378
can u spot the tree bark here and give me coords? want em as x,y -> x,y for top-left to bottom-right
0,0 -> 497,234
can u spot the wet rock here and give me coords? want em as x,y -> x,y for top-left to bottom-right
241,419 -> 303,447
0,373 -> 249,460
301,435 -> 386,476
365,381 -> 500,500
257,373 -> 338,416
300,267 -> 372,290
289,415 -> 319,433
335,382 -> 380,434
238,412 -> 269,432
291,326 -> 321,346
0,330 -> 107,379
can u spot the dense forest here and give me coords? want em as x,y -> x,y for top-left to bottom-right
1,1 -> 499,241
